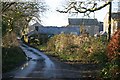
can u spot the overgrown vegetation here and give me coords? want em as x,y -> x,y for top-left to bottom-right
2,32 -> 26,73
100,29 -> 120,79
28,34 -> 50,46
2,47 -> 26,73
32,33 -> 107,63
46,34 -> 108,63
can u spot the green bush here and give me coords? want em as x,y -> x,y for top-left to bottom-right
29,34 -> 50,46
2,47 -> 26,73
47,34 -> 108,63
89,50 -> 108,63
100,59 -> 120,79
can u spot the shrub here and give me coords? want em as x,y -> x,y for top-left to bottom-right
107,29 -> 120,59
101,29 -> 120,79
2,32 -> 19,47
29,34 -> 51,46
2,47 -> 26,72
47,33 -> 108,62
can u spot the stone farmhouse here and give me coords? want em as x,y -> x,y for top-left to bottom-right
68,18 -> 100,36
28,18 -> 102,37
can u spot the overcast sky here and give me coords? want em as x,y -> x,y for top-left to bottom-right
41,0 -> 118,26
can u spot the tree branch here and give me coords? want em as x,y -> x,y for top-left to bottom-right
2,2 -> 16,13
57,1 -> 110,13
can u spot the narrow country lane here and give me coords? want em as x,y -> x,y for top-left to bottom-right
2,43 -> 99,80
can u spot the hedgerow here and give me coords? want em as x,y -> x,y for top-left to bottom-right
47,33 -> 108,62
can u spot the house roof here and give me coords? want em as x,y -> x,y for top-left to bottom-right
31,22 -> 43,27
38,27 -> 80,35
68,18 -> 98,26
111,12 -> 120,20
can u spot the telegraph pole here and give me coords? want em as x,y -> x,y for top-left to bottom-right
108,1 -> 112,41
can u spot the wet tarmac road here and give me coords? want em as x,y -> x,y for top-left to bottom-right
2,43 -> 99,80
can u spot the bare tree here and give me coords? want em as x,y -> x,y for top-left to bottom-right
57,0 -> 112,41
2,2 -> 47,36
2,1 -> 47,46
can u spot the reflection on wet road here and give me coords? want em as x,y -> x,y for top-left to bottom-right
23,44 -> 57,78
3,43 -> 57,79
3,43 -> 99,79
19,44 -> 56,78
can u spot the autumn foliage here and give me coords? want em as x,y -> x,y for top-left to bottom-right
47,33 -> 107,62
107,29 -> 120,59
